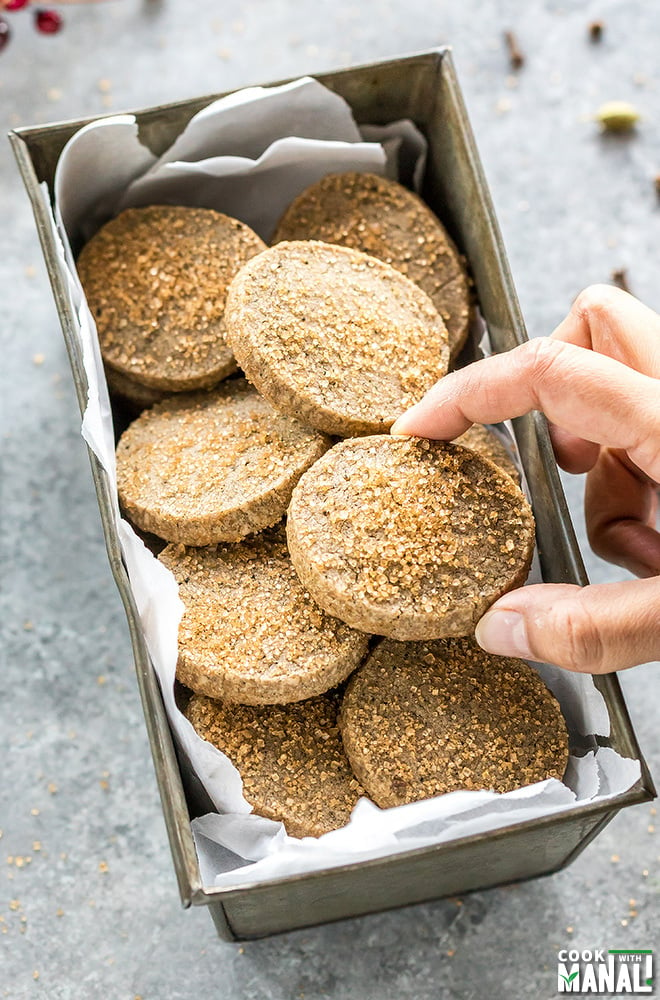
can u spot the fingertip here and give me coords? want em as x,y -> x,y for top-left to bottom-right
589,520 -> 660,579
474,607 -> 534,660
391,394 -> 435,436
548,423 -> 600,474
390,413 -> 416,436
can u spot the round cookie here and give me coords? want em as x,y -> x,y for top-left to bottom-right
340,637 -> 569,807
185,690 -> 365,837
272,172 -> 471,358
454,423 -> 520,483
77,205 -> 266,391
224,240 -> 449,437
159,526 -> 369,705
286,436 -> 535,640
116,379 -> 329,546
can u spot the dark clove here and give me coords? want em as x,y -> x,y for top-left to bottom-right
588,20 -> 604,42
504,30 -> 525,70
611,268 -> 631,294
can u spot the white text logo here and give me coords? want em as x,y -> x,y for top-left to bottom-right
557,949 -> 653,993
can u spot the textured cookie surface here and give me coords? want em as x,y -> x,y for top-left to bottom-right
287,436 -> 535,640
225,240 -> 449,437
340,637 -> 569,807
454,424 -> 520,483
78,205 -> 266,391
116,379 -> 329,545
272,172 -> 471,358
185,690 -> 365,837
159,527 -> 369,704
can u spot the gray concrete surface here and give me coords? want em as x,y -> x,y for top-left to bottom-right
1,1 -> 658,997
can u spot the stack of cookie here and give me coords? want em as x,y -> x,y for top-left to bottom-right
78,174 -> 568,838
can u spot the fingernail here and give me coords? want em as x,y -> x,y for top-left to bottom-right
390,408 -> 419,436
475,609 -> 533,659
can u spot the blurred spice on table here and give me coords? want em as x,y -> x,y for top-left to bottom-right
588,20 -> 604,42
596,100 -> 641,132
503,30 -> 524,70
611,268 -> 632,294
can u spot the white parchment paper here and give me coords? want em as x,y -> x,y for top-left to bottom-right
44,76 -> 640,890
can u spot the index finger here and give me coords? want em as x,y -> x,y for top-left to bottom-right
391,338 -> 660,482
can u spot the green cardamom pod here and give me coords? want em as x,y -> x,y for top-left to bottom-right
596,101 -> 641,132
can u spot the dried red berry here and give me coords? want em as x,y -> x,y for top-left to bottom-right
0,17 -> 10,53
6,0 -> 30,11
34,8 -> 62,34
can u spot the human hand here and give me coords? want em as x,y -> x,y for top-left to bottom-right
391,284 -> 660,673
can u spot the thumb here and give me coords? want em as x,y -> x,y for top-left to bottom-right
474,579 -> 660,673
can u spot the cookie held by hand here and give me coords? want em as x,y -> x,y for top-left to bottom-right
286,436 -> 535,640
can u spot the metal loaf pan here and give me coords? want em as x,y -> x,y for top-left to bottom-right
10,48 -> 654,941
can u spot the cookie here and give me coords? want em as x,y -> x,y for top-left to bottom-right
272,172 -> 471,358
224,240 -> 449,437
185,690 -> 365,837
104,363 -> 169,413
159,527 -> 369,704
77,205 -> 266,391
116,379 -> 329,546
454,424 -> 520,483
340,637 -> 568,808
286,436 -> 535,640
